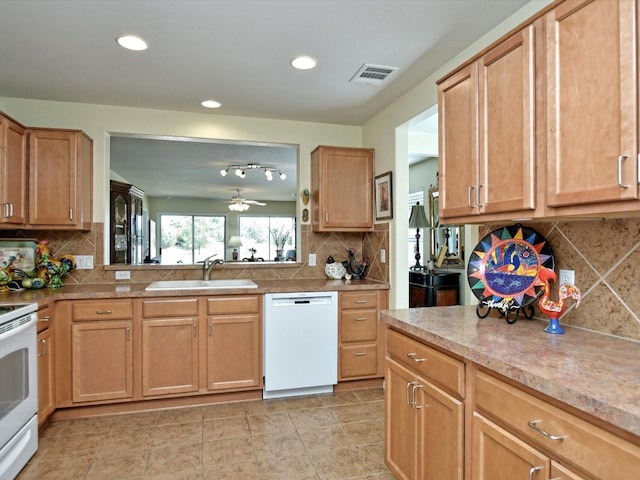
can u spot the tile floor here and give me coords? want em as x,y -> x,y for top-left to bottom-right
17,388 -> 395,480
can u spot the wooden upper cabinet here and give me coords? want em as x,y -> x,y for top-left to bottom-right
546,0 -> 638,210
0,113 -> 27,225
439,63 -> 479,220
478,24 -> 536,216
311,145 -> 374,232
439,24 -> 537,223
27,128 -> 93,229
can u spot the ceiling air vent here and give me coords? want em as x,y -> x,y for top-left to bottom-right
349,64 -> 399,85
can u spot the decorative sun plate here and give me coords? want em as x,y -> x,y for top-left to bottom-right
467,225 -> 555,311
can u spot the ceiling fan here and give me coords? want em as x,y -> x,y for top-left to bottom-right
227,189 -> 266,212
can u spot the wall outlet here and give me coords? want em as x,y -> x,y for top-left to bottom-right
74,255 -> 94,269
115,270 -> 131,280
380,249 -> 386,264
559,269 -> 575,285
308,253 -> 316,267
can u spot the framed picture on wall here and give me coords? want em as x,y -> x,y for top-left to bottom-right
375,171 -> 393,220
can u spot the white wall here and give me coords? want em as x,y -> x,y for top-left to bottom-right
363,0 -> 552,309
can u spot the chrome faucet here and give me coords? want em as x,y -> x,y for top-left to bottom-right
203,254 -> 224,280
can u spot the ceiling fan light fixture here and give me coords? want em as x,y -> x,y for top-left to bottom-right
291,55 -> 317,70
235,168 -> 243,177
116,35 -> 148,51
279,171 -> 287,180
228,202 -> 250,212
265,169 -> 273,181
220,168 -> 228,176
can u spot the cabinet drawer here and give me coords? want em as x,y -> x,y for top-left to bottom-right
142,298 -> 199,318
340,309 -> 377,342
207,295 -> 260,315
475,370 -> 640,480
340,291 -> 378,310
72,299 -> 133,321
37,304 -> 54,332
340,343 -> 378,379
386,328 -> 464,398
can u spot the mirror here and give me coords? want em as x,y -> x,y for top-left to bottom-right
109,134 -> 298,265
428,183 -> 464,267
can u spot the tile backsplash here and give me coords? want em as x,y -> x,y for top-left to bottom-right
480,219 -> 640,341
7,218 -> 640,341
2,222 -> 389,283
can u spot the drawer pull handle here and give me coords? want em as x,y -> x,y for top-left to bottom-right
354,352 -> 367,356
527,420 -> 566,441
529,466 -> 543,480
354,317 -> 367,321
96,310 -> 112,315
39,316 -> 51,322
354,300 -> 367,304
406,352 -> 426,363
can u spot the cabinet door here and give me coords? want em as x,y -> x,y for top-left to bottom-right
416,378 -> 464,480
142,317 -> 199,396
28,129 -> 92,228
546,0 -> 638,208
71,320 -> 133,403
472,412 -> 549,480
439,63 -> 479,219
385,358 -> 418,480
207,313 -> 261,391
478,25 -> 536,215
312,146 -> 374,231
0,114 -> 27,225
37,327 -> 55,426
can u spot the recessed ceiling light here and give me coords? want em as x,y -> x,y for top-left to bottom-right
201,100 -> 221,109
291,56 -> 317,70
116,35 -> 148,51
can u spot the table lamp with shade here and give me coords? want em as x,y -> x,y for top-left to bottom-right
409,201 -> 430,270
228,236 -> 243,261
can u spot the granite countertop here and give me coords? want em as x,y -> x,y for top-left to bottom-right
380,305 -> 640,439
0,278 -> 388,305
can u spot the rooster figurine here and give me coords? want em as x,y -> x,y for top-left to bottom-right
36,240 -> 76,288
538,268 -> 581,334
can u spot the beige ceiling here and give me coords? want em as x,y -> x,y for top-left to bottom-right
1,0 -> 529,201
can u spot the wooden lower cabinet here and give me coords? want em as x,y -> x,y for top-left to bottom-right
56,295 -> 263,408
338,290 -> 387,381
472,413 -> 550,480
385,357 -> 464,480
142,317 -> 199,396
71,320 -> 133,403
37,326 -> 55,426
206,295 -> 262,391
141,298 -> 200,397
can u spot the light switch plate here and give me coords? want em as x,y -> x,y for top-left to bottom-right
380,249 -> 386,263
115,270 -> 131,280
559,269 -> 575,285
74,255 -> 94,269
308,253 -> 316,266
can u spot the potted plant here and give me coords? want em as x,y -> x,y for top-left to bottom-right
271,226 -> 290,261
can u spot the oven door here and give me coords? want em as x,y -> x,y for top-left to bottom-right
0,313 -> 38,449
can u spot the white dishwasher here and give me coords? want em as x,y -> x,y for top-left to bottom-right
263,291 -> 338,399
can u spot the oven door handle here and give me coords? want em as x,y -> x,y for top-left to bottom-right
0,314 -> 36,341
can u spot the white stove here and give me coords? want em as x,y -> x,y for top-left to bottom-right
0,302 -> 38,480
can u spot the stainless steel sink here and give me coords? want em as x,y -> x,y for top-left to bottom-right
145,279 -> 257,291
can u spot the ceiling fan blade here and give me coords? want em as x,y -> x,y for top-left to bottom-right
244,200 -> 266,206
